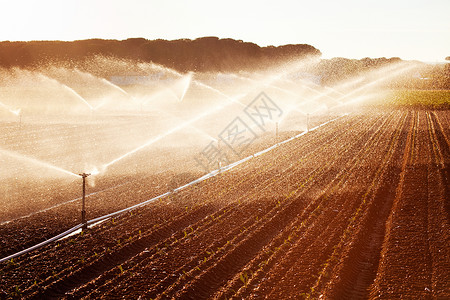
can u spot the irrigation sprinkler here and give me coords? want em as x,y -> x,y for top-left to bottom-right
306,113 -> 310,132
217,139 -> 222,174
79,173 -> 91,230
276,122 -> 279,140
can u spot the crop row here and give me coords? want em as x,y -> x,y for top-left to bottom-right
3,110 -> 448,299
0,113 -> 364,297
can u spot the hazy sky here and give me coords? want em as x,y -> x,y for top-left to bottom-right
1,0 -> 449,62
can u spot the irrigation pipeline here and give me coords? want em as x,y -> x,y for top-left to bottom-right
0,224 -> 85,264
0,114 -> 348,264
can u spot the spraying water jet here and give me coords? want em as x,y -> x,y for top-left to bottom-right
179,73 -> 193,102
101,93 -> 250,170
36,73 -> 95,111
0,101 -> 21,117
0,147 -> 79,178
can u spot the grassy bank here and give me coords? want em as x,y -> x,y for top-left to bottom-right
366,90 -> 450,109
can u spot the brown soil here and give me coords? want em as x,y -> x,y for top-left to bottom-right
0,109 -> 448,300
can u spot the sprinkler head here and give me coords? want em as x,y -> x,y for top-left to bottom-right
89,167 -> 100,176
79,173 -> 91,178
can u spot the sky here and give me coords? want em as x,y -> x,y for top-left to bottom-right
1,0 -> 449,62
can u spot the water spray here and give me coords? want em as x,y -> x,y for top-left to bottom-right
63,84 -> 95,111
179,72 -> 193,102
100,78 -> 139,105
0,147 -> 79,178
102,93 -> 249,170
332,64 -> 417,105
192,80 -> 246,108
35,73 -> 95,111
0,101 -> 22,118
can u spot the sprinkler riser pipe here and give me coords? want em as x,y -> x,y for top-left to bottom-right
79,173 -> 91,230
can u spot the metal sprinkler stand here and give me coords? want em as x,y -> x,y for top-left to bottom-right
276,122 -> 279,140
306,113 -> 310,132
217,139 -> 222,174
79,173 -> 91,230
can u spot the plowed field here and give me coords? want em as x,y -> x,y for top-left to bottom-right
1,109 -> 449,299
